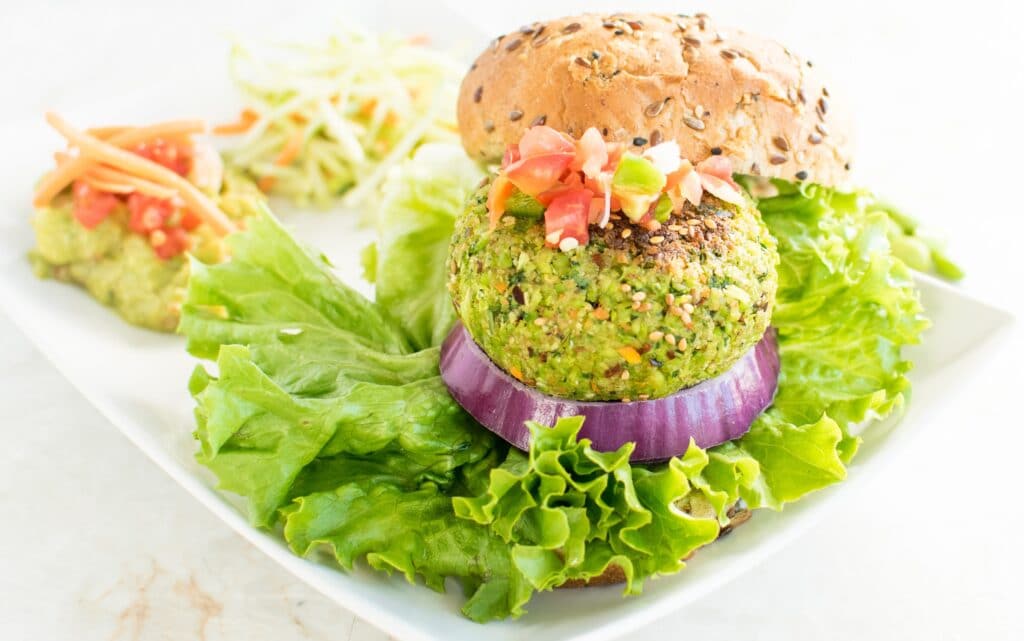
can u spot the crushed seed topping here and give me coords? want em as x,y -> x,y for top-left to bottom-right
621,228 -> 632,239
649,235 -> 665,244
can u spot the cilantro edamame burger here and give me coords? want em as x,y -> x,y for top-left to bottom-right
441,12 -> 854,462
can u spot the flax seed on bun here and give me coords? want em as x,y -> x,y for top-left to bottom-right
457,12 -> 853,187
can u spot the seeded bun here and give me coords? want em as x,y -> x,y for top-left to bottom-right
458,12 -> 852,186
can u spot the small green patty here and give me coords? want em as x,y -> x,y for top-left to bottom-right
447,181 -> 779,401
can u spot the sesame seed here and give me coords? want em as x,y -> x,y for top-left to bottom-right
621,228 -> 632,239
797,88 -> 807,104
649,235 -> 665,244
720,49 -> 737,60
532,34 -> 550,48
817,97 -> 829,115
603,21 -> 617,29
769,153 -> 788,165
772,136 -> 789,152
473,86 -> 483,102
562,22 -> 582,34
704,219 -> 716,230
808,132 -> 822,144
519,24 -> 536,35
683,116 -> 705,131
815,123 -> 829,136
710,146 -> 722,155
683,35 -> 701,47
632,136 -> 648,146
505,38 -> 523,52
795,170 -> 809,180
626,20 -> 643,30
509,110 -> 524,121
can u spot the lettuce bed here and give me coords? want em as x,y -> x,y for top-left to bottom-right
180,144 -> 940,622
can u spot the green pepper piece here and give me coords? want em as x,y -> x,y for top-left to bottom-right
611,153 -> 666,221
504,189 -> 545,219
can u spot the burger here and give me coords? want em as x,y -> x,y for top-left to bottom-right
442,12 -> 850,465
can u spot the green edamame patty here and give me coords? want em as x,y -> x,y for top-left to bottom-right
447,181 -> 778,401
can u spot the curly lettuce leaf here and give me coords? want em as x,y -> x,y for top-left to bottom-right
283,479 -> 532,622
454,417 -> 720,592
368,144 -> 483,350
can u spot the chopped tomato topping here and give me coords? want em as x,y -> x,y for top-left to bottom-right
573,127 -> 608,179
127,193 -> 175,234
151,226 -> 191,260
180,209 -> 203,231
501,144 -> 521,169
487,174 -> 516,229
544,188 -> 591,248
71,180 -> 120,229
133,138 -> 192,176
696,156 -> 739,188
505,153 -> 574,197
518,126 -> 575,158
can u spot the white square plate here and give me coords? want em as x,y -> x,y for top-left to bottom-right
0,9 -> 1014,640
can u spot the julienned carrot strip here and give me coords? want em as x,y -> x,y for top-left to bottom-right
33,118 -> 206,208
88,166 -> 177,199
45,113 -> 235,235
212,108 -> 260,135
274,129 -> 306,166
257,176 -> 277,192
81,175 -> 136,194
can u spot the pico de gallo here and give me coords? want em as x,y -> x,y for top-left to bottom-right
34,113 -> 236,259
486,126 -> 745,251
29,113 -> 259,332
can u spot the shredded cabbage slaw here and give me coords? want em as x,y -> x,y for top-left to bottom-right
219,28 -> 463,209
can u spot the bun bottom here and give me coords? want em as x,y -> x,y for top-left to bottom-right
556,502 -> 753,589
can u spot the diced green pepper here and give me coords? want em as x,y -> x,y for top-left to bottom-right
653,194 -> 673,223
611,153 -> 666,221
504,189 -> 545,219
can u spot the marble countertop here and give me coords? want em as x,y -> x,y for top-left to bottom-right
1,1 -> 1022,640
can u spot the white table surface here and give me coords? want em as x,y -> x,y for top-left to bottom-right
2,1 -> 1022,640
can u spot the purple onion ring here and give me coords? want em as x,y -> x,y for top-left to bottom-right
440,322 -> 779,462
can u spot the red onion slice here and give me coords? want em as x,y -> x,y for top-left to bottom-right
440,322 -> 779,462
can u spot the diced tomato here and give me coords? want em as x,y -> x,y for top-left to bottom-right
71,181 -> 120,229
179,209 -> 203,231
518,126 -> 575,158
151,227 -> 191,260
544,188 -> 591,248
700,173 -> 745,205
588,196 -> 607,225
501,144 -> 521,169
572,127 -> 608,179
134,138 -> 193,176
486,174 -> 516,229
505,153 -> 574,197
696,155 -> 740,189
603,142 -> 625,171
127,193 -> 175,234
